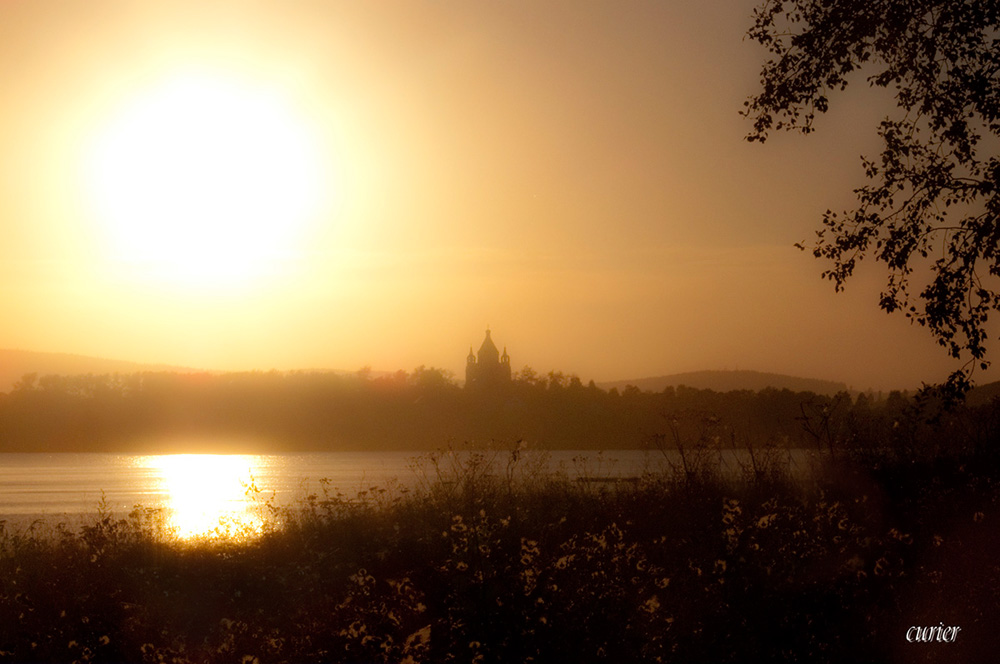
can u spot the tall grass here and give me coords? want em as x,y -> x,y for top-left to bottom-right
0,446 -> 997,663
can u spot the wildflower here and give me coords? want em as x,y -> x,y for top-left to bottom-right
520,538 -> 540,564
756,514 -> 776,529
722,498 -> 741,525
888,528 -> 912,544
642,595 -> 661,613
404,625 -> 431,653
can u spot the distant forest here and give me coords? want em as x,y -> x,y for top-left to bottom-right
0,367 -> 997,454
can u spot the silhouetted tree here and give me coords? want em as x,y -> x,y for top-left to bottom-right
546,371 -> 567,391
11,373 -> 38,393
514,366 -> 541,387
744,0 -> 1000,397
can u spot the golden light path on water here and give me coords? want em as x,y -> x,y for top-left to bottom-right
141,455 -> 266,540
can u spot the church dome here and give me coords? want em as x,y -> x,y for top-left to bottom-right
477,329 -> 500,364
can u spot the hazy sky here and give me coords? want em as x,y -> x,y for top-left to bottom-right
0,0 -> 984,391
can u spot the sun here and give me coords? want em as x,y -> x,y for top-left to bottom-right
85,71 -> 327,286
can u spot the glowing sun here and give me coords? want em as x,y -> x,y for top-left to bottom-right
86,71 -> 326,285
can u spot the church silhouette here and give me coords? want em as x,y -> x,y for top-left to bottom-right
465,328 -> 511,390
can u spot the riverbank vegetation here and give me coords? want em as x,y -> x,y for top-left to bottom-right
1,435 -> 998,663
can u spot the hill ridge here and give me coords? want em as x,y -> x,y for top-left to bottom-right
598,369 -> 849,396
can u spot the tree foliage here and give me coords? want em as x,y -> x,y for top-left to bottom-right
743,0 -> 1000,396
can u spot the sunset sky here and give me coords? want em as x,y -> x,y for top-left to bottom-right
0,0 -> 984,392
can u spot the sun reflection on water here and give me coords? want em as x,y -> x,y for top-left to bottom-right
145,454 -> 267,540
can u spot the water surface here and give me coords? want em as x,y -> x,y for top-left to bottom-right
0,448 -> 819,536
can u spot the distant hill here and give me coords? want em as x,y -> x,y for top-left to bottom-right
967,380 -> 1000,406
599,370 -> 849,396
0,349 -> 197,393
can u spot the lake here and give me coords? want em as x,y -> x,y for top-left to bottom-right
0,448 -> 821,536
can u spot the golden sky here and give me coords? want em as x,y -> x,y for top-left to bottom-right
0,0 -> 980,391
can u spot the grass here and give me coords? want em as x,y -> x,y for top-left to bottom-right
1,446 -> 998,663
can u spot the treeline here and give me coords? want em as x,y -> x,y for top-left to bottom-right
0,367 -> 997,454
